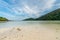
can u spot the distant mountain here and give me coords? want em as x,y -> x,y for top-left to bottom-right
23,18 -> 35,21
0,17 -> 8,21
24,8 -> 60,21
36,8 -> 60,20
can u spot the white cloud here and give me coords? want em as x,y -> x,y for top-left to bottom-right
23,4 -> 39,14
0,12 -> 16,20
13,0 -> 56,15
54,3 -> 60,8
3,0 -> 56,15
8,0 -> 56,18
12,7 -> 22,14
18,0 -> 56,17
44,0 -> 56,9
0,0 -> 57,20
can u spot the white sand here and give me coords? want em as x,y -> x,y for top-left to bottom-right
0,26 -> 58,40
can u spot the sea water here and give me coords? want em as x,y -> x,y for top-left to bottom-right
0,21 -> 60,40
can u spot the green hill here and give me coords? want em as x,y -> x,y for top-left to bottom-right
36,8 -> 60,20
24,8 -> 60,21
23,18 -> 35,21
0,17 -> 8,21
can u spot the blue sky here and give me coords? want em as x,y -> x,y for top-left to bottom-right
0,0 -> 60,20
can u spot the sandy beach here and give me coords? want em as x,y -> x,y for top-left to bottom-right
0,25 -> 58,40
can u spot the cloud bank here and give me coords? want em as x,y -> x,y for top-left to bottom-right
0,0 -> 59,20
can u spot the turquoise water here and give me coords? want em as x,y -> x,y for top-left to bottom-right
0,21 -> 60,28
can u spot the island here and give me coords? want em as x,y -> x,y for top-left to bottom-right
0,17 -> 8,21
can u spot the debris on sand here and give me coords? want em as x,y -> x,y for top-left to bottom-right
16,28 -> 21,31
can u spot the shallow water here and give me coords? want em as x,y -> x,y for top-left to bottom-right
0,21 -> 60,28
0,21 -> 60,40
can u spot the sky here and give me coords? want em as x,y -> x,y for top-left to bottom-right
0,0 -> 60,20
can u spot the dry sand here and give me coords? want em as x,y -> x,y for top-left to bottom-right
0,25 -> 59,40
